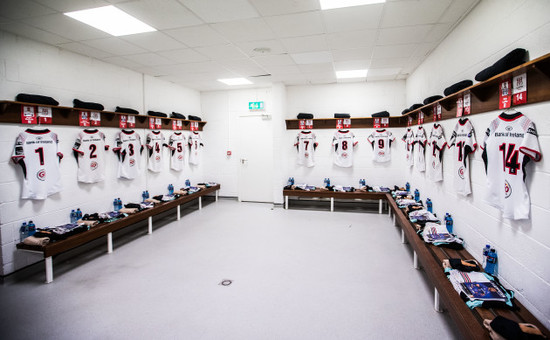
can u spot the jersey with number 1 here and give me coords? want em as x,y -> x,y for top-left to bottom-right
481,112 -> 542,220
332,130 -> 357,167
12,129 -> 63,199
72,129 -> 109,183
295,131 -> 317,167
188,132 -> 203,165
449,118 -> 477,196
169,132 -> 187,171
367,129 -> 395,163
146,131 -> 165,172
113,130 -> 142,179
426,124 -> 447,182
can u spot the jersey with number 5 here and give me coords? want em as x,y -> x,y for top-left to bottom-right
169,132 -> 187,171
72,129 -> 108,183
481,112 -> 542,220
12,129 -> 63,199
113,130 -> 142,179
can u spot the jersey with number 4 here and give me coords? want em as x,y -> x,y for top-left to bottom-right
449,118 -> 477,196
295,131 -> 317,167
367,129 -> 395,163
426,124 -> 447,182
169,132 -> 187,171
402,128 -> 415,167
332,130 -> 357,167
481,112 -> 542,220
113,130 -> 143,179
146,131 -> 165,172
188,132 -> 203,165
12,129 -> 63,199
73,129 -> 109,183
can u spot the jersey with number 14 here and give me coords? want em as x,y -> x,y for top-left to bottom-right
72,129 -> 108,183
481,112 -> 542,220
295,131 -> 317,167
367,129 -> 395,162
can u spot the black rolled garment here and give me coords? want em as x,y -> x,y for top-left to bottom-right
73,99 -> 104,111
147,110 -> 168,118
297,113 -> 314,119
475,48 -> 527,81
371,111 -> 389,117
116,106 -> 140,115
423,95 -> 443,105
171,112 -> 186,119
443,80 -> 473,96
409,103 -> 423,111
188,115 -> 202,121
401,108 -> 411,115
334,113 -> 351,118
16,93 -> 59,106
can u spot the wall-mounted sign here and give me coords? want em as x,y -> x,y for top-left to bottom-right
248,101 -> 264,110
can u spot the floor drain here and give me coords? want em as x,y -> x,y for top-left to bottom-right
220,279 -> 232,286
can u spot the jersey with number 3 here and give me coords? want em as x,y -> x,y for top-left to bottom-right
113,130 -> 142,179
12,129 -> 63,199
72,129 -> 108,183
332,130 -> 357,167
146,131 -> 165,172
481,112 -> 542,220
295,131 -> 317,167
169,132 -> 187,171
367,129 -> 395,162
449,118 -> 477,196
188,132 -> 203,165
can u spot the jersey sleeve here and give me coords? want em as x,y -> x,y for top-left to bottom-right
72,134 -> 84,155
11,133 -> 25,163
520,122 -> 542,161
466,124 -> 477,150
352,133 -> 358,146
448,127 -> 457,148
146,134 -> 153,149
367,132 -> 375,145
53,133 -> 63,160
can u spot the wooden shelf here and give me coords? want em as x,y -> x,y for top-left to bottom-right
0,101 -> 207,131
285,52 -> 550,129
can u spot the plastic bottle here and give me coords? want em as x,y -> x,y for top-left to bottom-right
168,184 -> 174,195
483,244 -> 491,267
70,209 -> 76,223
405,182 -> 410,192
325,178 -> 329,187
485,248 -> 497,275
113,199 -> 118,211
446,214 -> 453,233
414,189 -> 420,202
27,221 -> 36,236
19,222 -> 28,242
142,191 -> 147,202
76,208 -> 82,221
426,198 -> 432,213
145,191 -> 149,199
117,198 -> 122,211
185,179 -> 191,187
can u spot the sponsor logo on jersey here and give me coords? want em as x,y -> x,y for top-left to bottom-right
432,161 -> 436,169
378,151 -> 385,156
129,158 -> 135,167
342,152 -> 348,158
90,161 -> 98,171
304,152 -> 309,158
504,180 -> 512,199
177,155 -> 183,161
155,155 -> 161,161
458,166 -> 465,179
526,127 -> 538,136
37,169 -> 46,181
505,125 -> 513,131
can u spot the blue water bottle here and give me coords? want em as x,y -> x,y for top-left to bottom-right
483,244 -> 491,267
28,221 -> 36,236
426,198 -> 432,213
76,208 -> 82,221
445,213 -> 453,233
325,178 -> 329,186
145,190 -> 150,199
414,189 -> 420,202
485,248 -> 497,275
70,209 -> 76,223
142,191 -> 147,202
185,179 -> 191,187
118,198 -> 122,210
168,184 -> 174,195
19,222 -> 28,242
405,182 -> 410,192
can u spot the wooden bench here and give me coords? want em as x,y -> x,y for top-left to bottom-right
385,194 -> 549,340
282,189 -> 389,213
16,185 -> 220,283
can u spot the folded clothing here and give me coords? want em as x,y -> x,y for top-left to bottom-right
16,93 -> 59,106
147,110 -> 167,117
33,224 -> 88,241
171,112 -> 186,119
444,80 -> 473,96
188,115 -> 202,121
371,111 -> 389,117
442,258 -> 481,272
409,103 -> 423,111
145,198 -> 161,204
174,189 -> 187,195
124,203 -> 141,209
421,222 -> 463,247
483,316 -> 545,340
408,209 -> 438,222
334,113 -> 350,118
73,99 -> 104,111
77,220 -> 99,227
23,235 -> 50,247
297,113 -> 314,119
423,95 -> 443,105
116,106 -> 139,115
119,207 -> 138,214
446,269 -> 514,309
475,48 -> 527,82
401,108 -> 411,115
141,202 -> 155,209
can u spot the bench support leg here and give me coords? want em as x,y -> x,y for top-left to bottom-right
45,256 -> 53,283
107,232 -> 113,254
379,199 -> 382,214
434,288 -> 443,312
413,251 -> 419,269
177,205 -> 181,221
215,190 -> 219,202
393,214 -> 396,226
387,203 -> 391,215
148,216 -> 153,235
285,196 -> 288,210
330,197 -> 334,212
199,197 -> 202,210
401,229 -> 406,243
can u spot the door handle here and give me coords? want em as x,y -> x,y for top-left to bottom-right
240,158 -> 248,164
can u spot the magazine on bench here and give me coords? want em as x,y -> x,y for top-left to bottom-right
460,281 -> 507,301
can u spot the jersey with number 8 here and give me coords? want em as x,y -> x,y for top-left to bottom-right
332,130 -> 357,167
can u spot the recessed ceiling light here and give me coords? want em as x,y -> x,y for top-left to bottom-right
65,5 -> 156,36
320,0 -> 386,10
336,69 -> 368,79
218,78 -> 253,85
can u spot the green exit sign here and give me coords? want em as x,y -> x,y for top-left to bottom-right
249,101 -> 264,110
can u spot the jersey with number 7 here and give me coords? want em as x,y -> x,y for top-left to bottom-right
295,131 -> 317,167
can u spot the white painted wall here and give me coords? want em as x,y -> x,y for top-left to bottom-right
0,31 -> 202,275
406,0 -> 550,329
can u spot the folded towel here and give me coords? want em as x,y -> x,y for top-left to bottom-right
147,110 -> 167,117
423,95 -> 443,105
119,207 -> 138,214
145,198 -> 161,204
297,113 -> 314,119
16,93 -> 59,106
171,112 -> 186,119
73,99 -> 104,111
444,80 -> 473,96
23,236 -> 50,247
475,48 -> 527,82
371,111 -> 389,117
334,113 -> 351,118
188,115 -> 202,121
116,106 -> 139,115
77,220 -> 98,227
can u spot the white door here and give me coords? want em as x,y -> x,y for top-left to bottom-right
238,115 -> 273,202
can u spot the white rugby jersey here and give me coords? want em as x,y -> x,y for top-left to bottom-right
402,128 -> 415,167
169,132 -> 187,171
413,126 -> 427,172
367,129 -> 395,163
449,118 -> 477,196
72,129 -> 108,183
426,124 -> 447,182
113,130 -> 143,179
188,132 -> 203,166
12,129 -> 63,199
481,112 -> 542,220
332,130 -> 357,167
146,131 -> 165,172
295,130 -> 317,167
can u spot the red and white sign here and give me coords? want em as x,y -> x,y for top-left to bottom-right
432,104 -> 442,122
512,73 -> 527,105
499,78 -> 512,109
343,119 -> 351,128
456,96 -> 463,117
381,117 -> 389,128
90,111 -> 101,127
176,120 -> 183,130
80,111 -> 91,127
172,120 -> 178,130
336,119 -> 343,129
463,92 -> 471,115
37,107 -> 52,124
418,111 -> 424,125
149,117 -> 155,129
407,116 -> 413,127
190,121 -> 199,131
299,119 -> 306,130
119,115 -> 127,129
305,119 -> 313,129
127,115 -> 135,128
373,118 -> 381,128
155,118 -> 162,129
21,106 -> 37,125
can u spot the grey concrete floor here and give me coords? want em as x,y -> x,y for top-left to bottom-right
0,199 -> 459,340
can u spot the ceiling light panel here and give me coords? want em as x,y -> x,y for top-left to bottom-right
218,78 -> 253,85
335,69 -> 368,79
64,5 -> 156,36
320,0 -> 385,10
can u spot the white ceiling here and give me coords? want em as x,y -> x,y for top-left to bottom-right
0,0 -> 479,91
